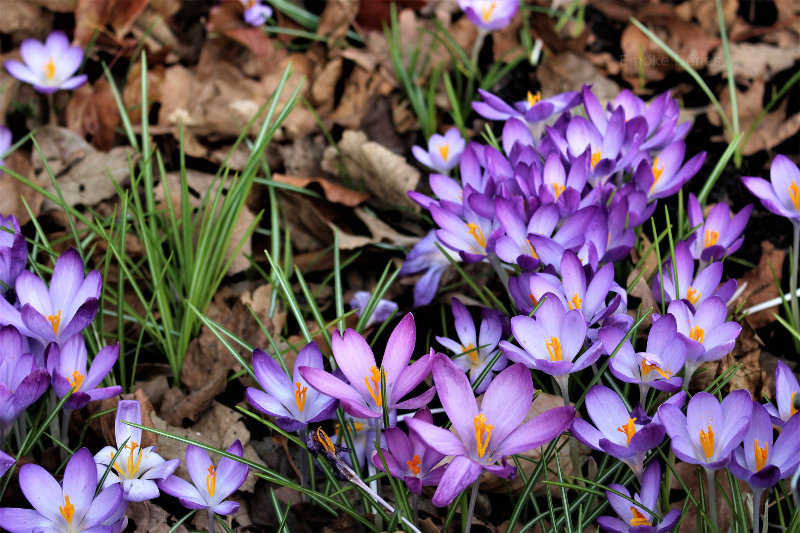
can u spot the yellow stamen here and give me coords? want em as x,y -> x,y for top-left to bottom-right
316,427 -> 337,455
295,382 -> 307,412
126,441 -> 144,476
206,465 -> 216,497
686,286 -> 700,305
546,336 -> 562,361
364,366 -> 383,407
527,91 -> 542,107
754,439 -> 769,472
617,417 -> 637,446
481,1 -> 497,22
552,182 -> 565,200
466,223 -> 486,249
690,325 -> 705,343
650,157 -> 664,192
640,359 -> 672,380
591,149 -> 602,169
461,342 -> 478,363
473,413 -> 493,458
629,507 -> 651,527
704,230 -> 719,248
438,142 -> 450,162
527,240 -> 538,259
47,310 -> 62,335
407,454 -> 421,476
569,293 -> 582,310
790,181 -> 800,211
67,370 -> 84,392
792,392 -> 798,417
44,58 -> 56,80
60,495 -> 75,524
699,425 -> 715,458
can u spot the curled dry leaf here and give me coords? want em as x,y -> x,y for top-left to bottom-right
126,501 -> 189,533
272,173 -> 370,207
734,240 -> 785,329
707,42 -> 799,79
65,79 -> 120,150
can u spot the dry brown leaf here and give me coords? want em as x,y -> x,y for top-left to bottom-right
126,501 -> 189,533
273,173 -> 370,207
674,0 -> 737,36
0,150 -> 45,225
321,130 -> 420,209
0,2 -> 52,34
538,52 -> 622,103
65,79 -> 120,150
707,42 -> 799,79
329,207 -> 419,250
29,0 -> 75,11
734,240 -> 785,329
207,0 -> 278,60
317,0 -> 359,41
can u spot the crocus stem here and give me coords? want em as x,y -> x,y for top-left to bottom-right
752,488 -> 764,533
60,408 -> 72,462
705,468 -> 718,531
370,417 -> 383,530
791,222 -> 800,338
48,392 -> 60,450
489,254 -> 513,302
412,493 -> 419,526
661,449 -> 675,514
207,509 -> 215,533
47,93 -> 57,126
464,479 -> 480,533
344,463 -> 422,533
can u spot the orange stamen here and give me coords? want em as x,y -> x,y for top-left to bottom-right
686,286 -> 700,305
546,336 -> 562,361
754,439 -> 769,472
364,366 -> 383,407
438,142 -> 450,163
461,342 -> 478,363
704,230 -> 719,248
527,91 -> 542,107
629,507 -> 651,526
690,325 -> 705,343
791,392 -> 798,417
640,359 -> 672,380
552,182 -> 565,200
569,293 -> 582,310
790,181 -> 800,211
591,149 -> 602,169
44,58 -> 56,80
47,310 -> 62,335
699,425 -> 715,458
467,223 -> 486,249
527,240 -> 538,259
60,495 -> 75,524
316,427 -> 337,455
473,413 -> 493,458
67,370 -> 84,392
650,157 -> 664,192
407,454 -> 422,476
617,417 -> 637,446
481,2 -> 497,22
295,382 -> 307,412
206,465 -> 216,497
126,441 -> 143,476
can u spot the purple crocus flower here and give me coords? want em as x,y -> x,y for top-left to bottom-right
500,295 -> 602,403
0,450 -> 14,478
633,141 -> 706,201
431,188 -> 499,263
0,325 -> 50,446
158,440 -> 249,521
765,360 -> 800,426
658,389 -> 751,470
300,314 -> 435,419
0,213 -> 27,296
412,128 -> 465,173
436,298 -> 506,393
372,408 -> 446,495
741,155 -> 800,222
493,199 -> 559,271
457,0 -> 518,31
0,248 -> 101,352
399,230 -> 460,307
610,89 -> 690,151
473,89 -> 580,124
651,241 -> 736,307
239,0 -> 273,26
406,356 -> 575,506
660,297 -> 740,387
94,400 -> 180,502
596,462 -> 681,533
0,448 -> 124,533
686,193 -> 752,262
4,31 -> 87,94
45,334 -> 122,410
246,343 -> 338,432
570,385 -> 665,479
0,126 -> 10,168
350,291 -> 398,328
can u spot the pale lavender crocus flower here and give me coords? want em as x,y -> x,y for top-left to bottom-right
436,298 -> 506,393
0,450 -> 14,478
472,89 -> 580,124
350,291 -> 398,328
765,360 -> 800,426
406,356 -> 575,506
492,198 -> 559,271
0,126 -> 11,170
597,462 -> 681,533
372,408 -> 446,495
45,334 -> 122,410
610,89 -> 690,151
570,385 -> 665,480
0,213 -> 27,296
741,155 -> 800,222
412,128 -> 465,173
651,241 -> 737,307
659,389 -> 752,470
158,440 -> 249,531
0,448 -> 125,533
457,0 -> 518,31
0,325 -> 49,446
687,193 -> 752,262
239,0 -> 273,25
300,314 -> 435,419
246,343 -> 338,432
4,31 -> 87,94
94,400 -> 180,502
399,230 -> 460,307
633,141 -> 705,201
660,297 -> 740,387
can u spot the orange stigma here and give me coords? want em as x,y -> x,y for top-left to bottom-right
629,507 -> 651,526
44,57 -> 56,80
591,149 -> 602,169
617,417 -> 637,446
295,382 -> 307,412
438,142 -> 450,162
315,427 -> 337,455
59,495 -> 75,524
569,293 -> 582,310
126,441 -> 143,476
473,413 -> 493,458
67,370 -> 85,392
650,157 -> 664,191
364,366 -> 383,407
686,286 -> 700,305
527,91 -> 542,107
467,223 -> 486,249
704,230 -> 719,248
546,336 -> 562,361
481,1 -> 497,22
690,325 -> 705,343
552,182 -> 565,200
407,454 -> 422,476
790,181 -> 800,210
47,310 -> 62,335
699,425 -> 715,458
206,465 -> 217,497
754,439 -> 769,471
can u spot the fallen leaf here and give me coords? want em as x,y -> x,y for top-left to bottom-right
0,2 -> 53,34
272,173 -> 370,207
538,52 -> 622,103
707,42 -> 799,79
65,79 -> 120,150
329,207 -> 419,250
126,501 -> 189,533
0,150 -> 46,224
734,240 -> 785,328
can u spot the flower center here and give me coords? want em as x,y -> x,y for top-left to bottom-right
364,366 -> 383,407
791,391 -> 798,417
790,181 -> 800,211
206,465 -> 216,498
552,182 -> 565,200
438,142 -> 450,162
650,157 -> 664,191
466,223 -> 486,249
629,507 -> 651,527
67,370 -> 85,392
407,454 -> 421,476
546,336 -> 562,361
44,57 -> 56,81
47,310 -> 62,335
481,1 -> 497,22
473,413 -> 493,458
569,293 -> 582,310
527,91 -> 542,107
527,240 -> 538,259
461,342 -> 478,363
616,417 -> 637,446
591,148 -> 601,169
754,439 -> 769,472
640,358 -> 672,380
60,494 -> 75,524
295,382 -> 307,412
704,230 -> 719,248
690,325 -> 705,343
699,425 -> 715,458
686,286 -> 700,305
126,440 -> 144,477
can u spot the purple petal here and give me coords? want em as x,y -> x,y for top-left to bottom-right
185,445 -> 213,500
157,476 -> 207,509
430,455 -> 483,507
19,463 -> 63,524
212,500 -> 240,515
405,417 -> 468,457
480,363 -> 533,444
382,313 -> 416,382
431,354 -> 478,441
497,406 -> 575,456
331,329 -> 377,402
252,348 -> 293,408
